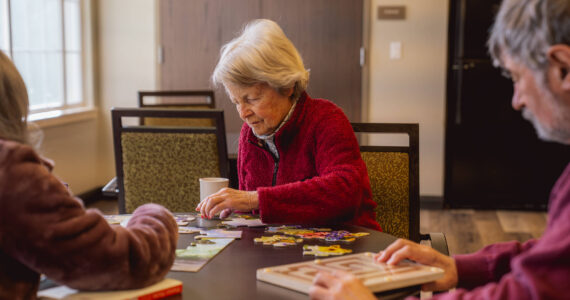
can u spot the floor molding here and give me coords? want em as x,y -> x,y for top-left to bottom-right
420,196 -> 444,210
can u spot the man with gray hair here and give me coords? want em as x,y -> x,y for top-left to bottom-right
309,0 -> 570,299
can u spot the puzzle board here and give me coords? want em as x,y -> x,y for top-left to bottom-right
257,252 -> 444,294
172,238 -> 234,272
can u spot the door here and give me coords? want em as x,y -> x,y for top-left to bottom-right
159,0 -> 363,153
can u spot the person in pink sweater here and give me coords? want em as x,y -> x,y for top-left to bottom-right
196,19 -> 381,230
309,0 -> 570,299
0,50 -> 179,299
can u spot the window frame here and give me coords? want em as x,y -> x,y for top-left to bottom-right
1,0 -> 94,122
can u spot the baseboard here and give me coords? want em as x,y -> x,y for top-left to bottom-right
420,196 -> 444,210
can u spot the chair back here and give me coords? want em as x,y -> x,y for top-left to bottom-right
112,107 -> 229,213
352,123 -> 420,242
138,90 -> 216,127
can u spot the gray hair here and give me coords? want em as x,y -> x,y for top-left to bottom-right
0,50 -> 29,145
212,19 -> 309,100
489,0 -> 570,73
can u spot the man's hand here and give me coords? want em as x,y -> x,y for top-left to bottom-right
309,271 -> 377,300
375,239 -> 458,291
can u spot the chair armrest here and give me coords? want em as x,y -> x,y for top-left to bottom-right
102,177 -> 119,197
420,232 -> 449,256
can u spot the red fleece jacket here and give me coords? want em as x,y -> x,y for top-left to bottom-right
238,92 -> 381,230
0,140 -> 178,299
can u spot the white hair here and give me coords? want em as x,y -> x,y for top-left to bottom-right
212,19 -> 309,100
489,0 -> 570,73
0,50 -> 30,145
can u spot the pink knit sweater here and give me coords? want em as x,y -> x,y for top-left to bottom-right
238,92 -> 381,230
0,140 -> 178,299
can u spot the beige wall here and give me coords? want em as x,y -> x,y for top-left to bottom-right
367,0 -> 448,196
40,0 -> 449,197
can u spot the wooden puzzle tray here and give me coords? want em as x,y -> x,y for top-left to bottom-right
257,252 -> 444,294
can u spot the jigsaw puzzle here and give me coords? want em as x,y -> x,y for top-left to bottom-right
265,226 -> 369,243
302,245 -> 352,257
254,235 -> 304,247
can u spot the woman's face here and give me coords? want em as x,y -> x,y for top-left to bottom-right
225,82 -> 293,136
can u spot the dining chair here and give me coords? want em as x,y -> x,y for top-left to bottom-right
112,107 -> 229,214
138,90 -> 216,127
351,122 -> 449,255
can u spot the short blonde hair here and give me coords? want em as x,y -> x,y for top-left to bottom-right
0,51 -> 29,145
212,19 -> 309,100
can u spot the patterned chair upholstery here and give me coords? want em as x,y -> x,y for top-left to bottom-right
361,151 -> 411,240
352,123 -> 448,255
352,123 -> 419,242
112,108 -> 229,213
138,90 -> 216,127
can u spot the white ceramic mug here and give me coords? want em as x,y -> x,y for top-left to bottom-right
199,177 -> 229,202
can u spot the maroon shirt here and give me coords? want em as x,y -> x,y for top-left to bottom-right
0,140 -> 178,299
238,92 -> 381,230
433,163 -> 570,299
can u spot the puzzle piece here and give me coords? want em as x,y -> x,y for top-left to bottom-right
194,229 -> 242,239
254,235 -> 303,247
295,232 -> 330,240
175,214 -> 196,226
222,217 -> 265,227
323,230 -> 355,242
103,214 -> 131,225
235,214 -> 257,220
178,227 -> 201,234
302,245 -> 352,257
266,226 -> 331,234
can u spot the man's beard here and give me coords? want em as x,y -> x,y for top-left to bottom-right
522,107 -> 570,145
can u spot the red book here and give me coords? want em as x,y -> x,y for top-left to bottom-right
37,278 -> 183,300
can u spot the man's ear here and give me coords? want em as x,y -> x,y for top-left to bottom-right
547,44 -> 570,91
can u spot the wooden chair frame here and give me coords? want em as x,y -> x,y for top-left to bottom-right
112,107 -> 229,214
138,90 -> 215,108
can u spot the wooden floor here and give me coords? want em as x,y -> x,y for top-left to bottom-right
87,199 -> 548,256
420,209 -> 547,255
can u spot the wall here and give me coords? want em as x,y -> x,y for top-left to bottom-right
367,0 -> 448,196
94,0 -> 158,193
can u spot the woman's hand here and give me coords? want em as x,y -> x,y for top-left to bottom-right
309,271 -> 376,300
195,188 -> 258,219
375,239 -> 458,291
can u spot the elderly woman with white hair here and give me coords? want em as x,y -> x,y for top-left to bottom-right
196,19 -> 381,230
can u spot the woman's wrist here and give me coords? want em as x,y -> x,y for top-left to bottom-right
248,191 -> 259,211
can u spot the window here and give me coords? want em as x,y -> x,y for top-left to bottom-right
0,0 -> 87,113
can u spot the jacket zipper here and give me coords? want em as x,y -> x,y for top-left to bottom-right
272,159 -> 279,186
248,139 -> 279,186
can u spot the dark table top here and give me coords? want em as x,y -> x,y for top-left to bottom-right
167,218 -> 418,300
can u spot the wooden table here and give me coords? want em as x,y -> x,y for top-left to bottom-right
168,218 -> 419,299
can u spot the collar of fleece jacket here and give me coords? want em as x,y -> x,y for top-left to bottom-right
246,91 -> 308,148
